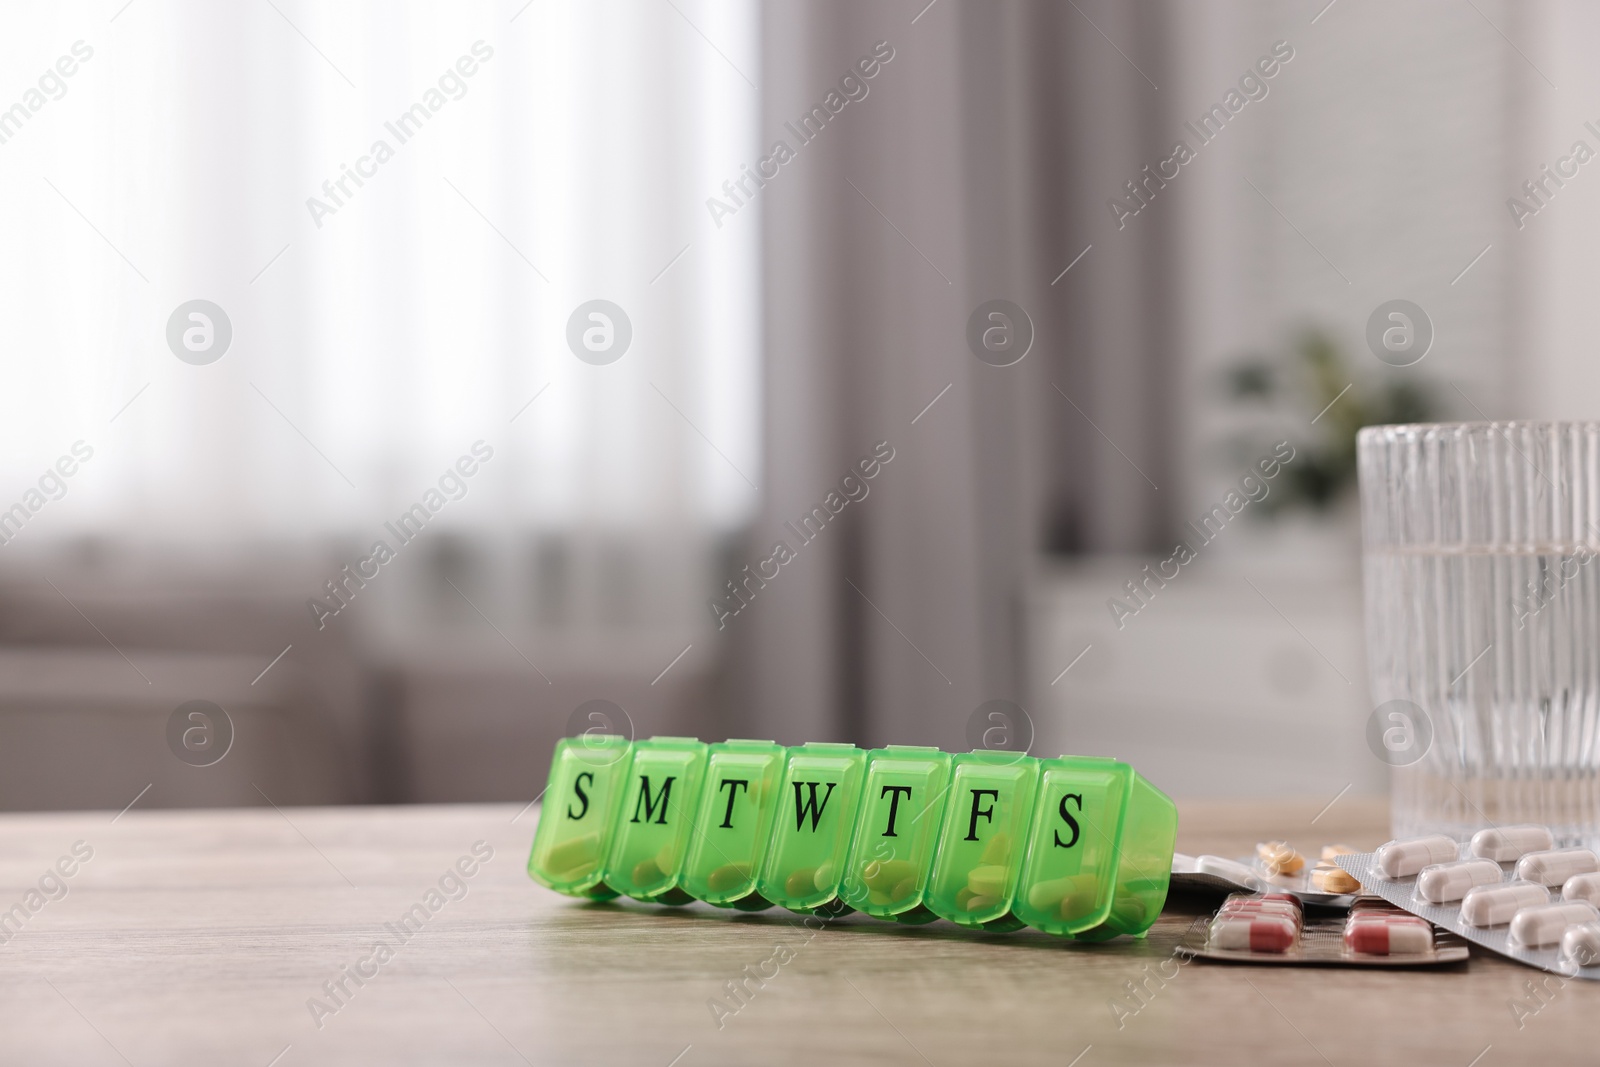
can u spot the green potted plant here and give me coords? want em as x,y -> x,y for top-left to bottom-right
1219,329 -> 1443,564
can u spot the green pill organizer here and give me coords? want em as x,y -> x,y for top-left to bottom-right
528,736 -> 1178,940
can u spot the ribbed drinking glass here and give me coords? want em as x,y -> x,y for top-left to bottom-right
1359,422 -> 1600,843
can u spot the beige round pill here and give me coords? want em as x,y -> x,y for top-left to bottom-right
1311,865 -> 1361,894
1257,841 -> 1305,875
965,893 -> 1001,912
890,876 -> 918,901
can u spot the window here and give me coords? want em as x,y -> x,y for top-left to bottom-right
0,0 -> 760,552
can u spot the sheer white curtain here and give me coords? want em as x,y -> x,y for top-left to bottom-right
0,0 -> 759,552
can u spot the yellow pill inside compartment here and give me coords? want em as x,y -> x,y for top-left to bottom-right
862,858 -> 917,893
980,832 -> 1010,866
707,863 -> 752,893
546,832 -> 600,881
1026,874 -> 1101,921
966,864 -> 1009,898
631,857 -> 665,887
785,867 -> 817,898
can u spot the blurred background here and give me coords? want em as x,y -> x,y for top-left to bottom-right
0,0 -> 1588,810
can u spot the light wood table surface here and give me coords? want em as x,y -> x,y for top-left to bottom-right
0,796 -> 1593,1066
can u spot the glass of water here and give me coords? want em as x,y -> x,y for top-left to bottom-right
1359,422 -> 1600,844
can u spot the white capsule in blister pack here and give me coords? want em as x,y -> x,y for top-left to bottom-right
1515,848 -> 1600,887
1341,826 -> 1600,979
1460,881 -> 1549,927
1510,901 -> 1600,948
1375,835 -> 1458,878
1470,824 -> 1555,863
1565,872 -> 1600,907
1562,921 -> 1600,966
1415,859 -> 1502,903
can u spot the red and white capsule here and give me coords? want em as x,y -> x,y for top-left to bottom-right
1210,913 -> 1297,953
1344,916 -> 1433,956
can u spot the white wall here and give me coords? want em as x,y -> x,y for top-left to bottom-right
1520,1 -> 1600,419
1029,560 -> 1379,799
1171,0 -> 1518,539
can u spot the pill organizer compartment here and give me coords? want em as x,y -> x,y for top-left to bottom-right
1099,768 -> 1179,937
1010,755 -> 1176,940
527,734 -> 635,900
601,737 -> 708,904
1009,756 -> 1127,938
839,746 -> 952,923
925,752 -> 1041,932
680,739 -> 786,911
757,743 -> 867,914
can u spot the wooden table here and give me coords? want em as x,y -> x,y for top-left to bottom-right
1,796 -> 1594,1065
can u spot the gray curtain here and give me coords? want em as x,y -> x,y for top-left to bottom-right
727,0 -> 1175,748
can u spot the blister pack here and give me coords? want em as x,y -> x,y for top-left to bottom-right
1336,826 -> 1600,979
1182,892 -> 1468,968
1171,842 -> 1360,906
